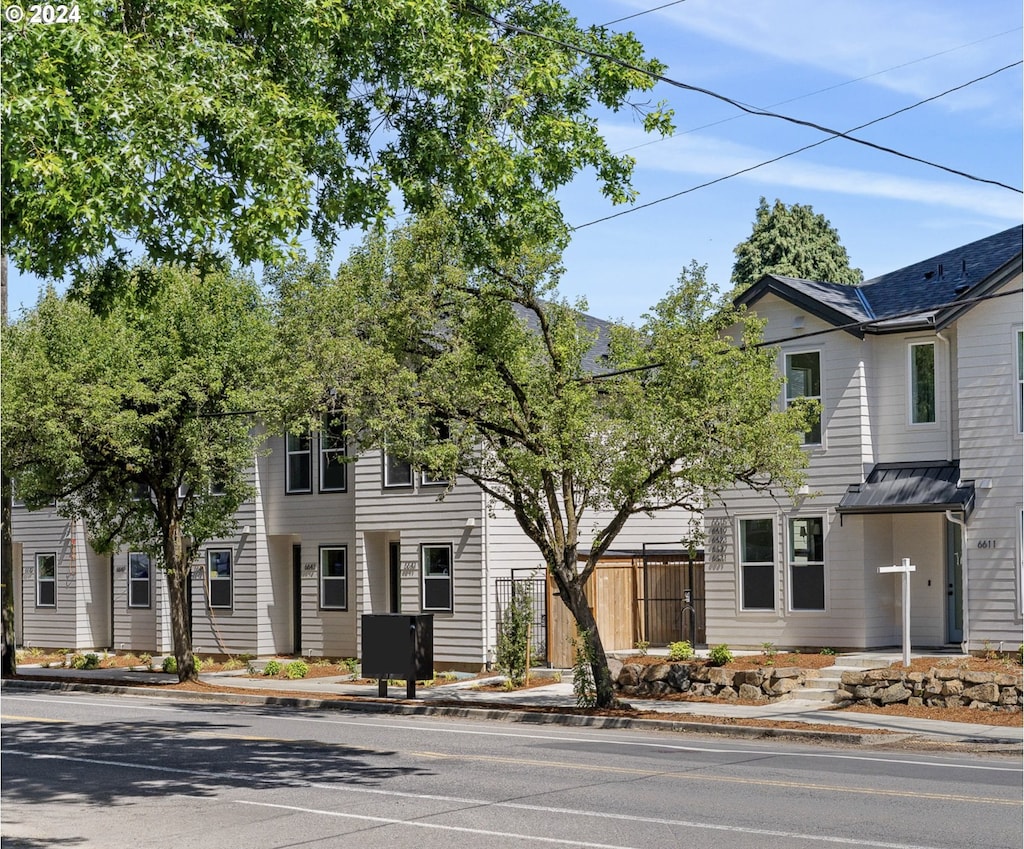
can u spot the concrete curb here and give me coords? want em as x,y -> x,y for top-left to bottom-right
0,677 -> 889,746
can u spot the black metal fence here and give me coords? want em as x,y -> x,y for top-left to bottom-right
494,572 -> 547,667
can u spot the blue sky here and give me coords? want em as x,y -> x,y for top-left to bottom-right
6,0 -> 1022,324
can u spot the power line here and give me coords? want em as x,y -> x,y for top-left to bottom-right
610,27 -> 1024,156
469,6 -> 1023,194
573,60 -> 1023,230
599,0 -> 688,27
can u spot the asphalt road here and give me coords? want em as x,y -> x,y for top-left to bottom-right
2,689 -> 1021,849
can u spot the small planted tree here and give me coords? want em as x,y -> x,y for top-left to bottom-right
496,580 -> 535,687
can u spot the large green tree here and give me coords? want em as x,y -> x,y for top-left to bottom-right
730,197 -> 863,294
1,266 -> 273,681
274,215 -> 811,708
2,0 -> 670,280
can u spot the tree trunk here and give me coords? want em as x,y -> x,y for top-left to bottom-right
1,253 -> 15,679
550,563 -> 617,709
163,523 -> 197,682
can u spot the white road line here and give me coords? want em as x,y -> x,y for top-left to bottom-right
235,798 -> 955,849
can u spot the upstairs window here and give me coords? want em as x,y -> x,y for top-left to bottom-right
286,432 -> 312,493
909,342 -> 936,424
128,552 -> 151,608
383,451 -> 413,488
1017,331 -> 1023,434
785,351 -> 821,445
320,415 -> 347,492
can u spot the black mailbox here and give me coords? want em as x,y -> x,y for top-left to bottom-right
361,613 -> 434,698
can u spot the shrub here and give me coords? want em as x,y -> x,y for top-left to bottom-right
571,628 -> 597,708
70,653 -> 100,670
263,659 -> 282,676
193,656 -> 204,673
496,579 -> 534,687
162,656 -> 177,674
139,652 -> 153,669
634,640 -> 650,657
667,640 -> 694,661
285,660 -> 309,679
708,644 -> 733,666
820,647 -> 836,656
760,642 -> 777,665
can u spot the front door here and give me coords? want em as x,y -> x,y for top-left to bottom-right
388,541 -> 401,613
945,520 -> 963,644
292,544 -> 303,654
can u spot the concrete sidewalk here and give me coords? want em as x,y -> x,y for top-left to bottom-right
7,665 -> 1021,748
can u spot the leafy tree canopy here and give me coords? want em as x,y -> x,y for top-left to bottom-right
1,265 -> 274,679
730,197 -> 863,295
2,0 -> 671,281
272,212 -> 811,707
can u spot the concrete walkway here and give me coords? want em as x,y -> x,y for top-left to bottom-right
7,663 -> 1021,748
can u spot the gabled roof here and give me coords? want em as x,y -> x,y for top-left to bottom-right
737,225 -> 1023,335
512,302 -> 613,373
837,462 -> 975,518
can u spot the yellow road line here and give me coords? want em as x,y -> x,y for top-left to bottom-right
1,715 -> 71,724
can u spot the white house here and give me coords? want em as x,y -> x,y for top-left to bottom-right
705,225 -> 1023,654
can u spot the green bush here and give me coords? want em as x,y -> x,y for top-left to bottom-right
708,644 -> 733,666
571,628 -> 597,708
285,660 -> 309,679
193,656 -> 204,673
263,659 -> 282,676
760,642 -> 777,665
634,640 -> 650,656
71,652 -> 100,670
162,656 -> 177,674
667,640 -> 694,661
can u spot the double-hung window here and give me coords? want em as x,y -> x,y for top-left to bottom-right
128,552 -> 151,608
785,351 -> 821,445
421,544 -> 453,612
739,519 -> 775,611
909,342 -> 936,424
286,432 -> 312,493
788,517 -> 825,610
319,546 -> 348,610
36,553 -> 56,607
320,415 -> 347,492
383,451 -> 413,488
1016,330 -> 1023,434
208,549 -> 233,609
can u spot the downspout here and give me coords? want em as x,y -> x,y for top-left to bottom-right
482,498 -> 491,670
935,329 -> 953,462
945,510 -> 969,653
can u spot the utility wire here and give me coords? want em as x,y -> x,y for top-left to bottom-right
470,6 -> 1022,194
599,0 -> 688,27
611,27 -> 1024,155
574,60 -> 1023,230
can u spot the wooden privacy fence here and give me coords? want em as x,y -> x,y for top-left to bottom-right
546,551 -> 704,668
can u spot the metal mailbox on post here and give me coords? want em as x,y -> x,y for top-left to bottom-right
361,613 -> 434,699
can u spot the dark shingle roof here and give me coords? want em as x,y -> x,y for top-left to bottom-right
512,302 -> 613,374
737,225 -> 1022,333
858,225 -> 1022,320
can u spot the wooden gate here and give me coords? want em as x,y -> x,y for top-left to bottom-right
546,550 -> 704,668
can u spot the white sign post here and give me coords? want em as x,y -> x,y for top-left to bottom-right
878,557 -> 916,667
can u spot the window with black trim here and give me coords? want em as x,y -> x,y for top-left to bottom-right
383,451 -> 413,488
286,432 -> 312,493
320,415 -> 347,492
909,342 -> 936,424
319,546 -> 348,609
789,517 -> 825,610
208,549 -> 233,609
421,544 -> 453,611
785,351 -> 821,445
128,552 -> 151,608
36,552 -> 56,607
421,421 -> 451,486
739,519 -> 774,610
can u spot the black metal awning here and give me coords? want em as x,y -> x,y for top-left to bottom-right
837,462 -> 975,518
